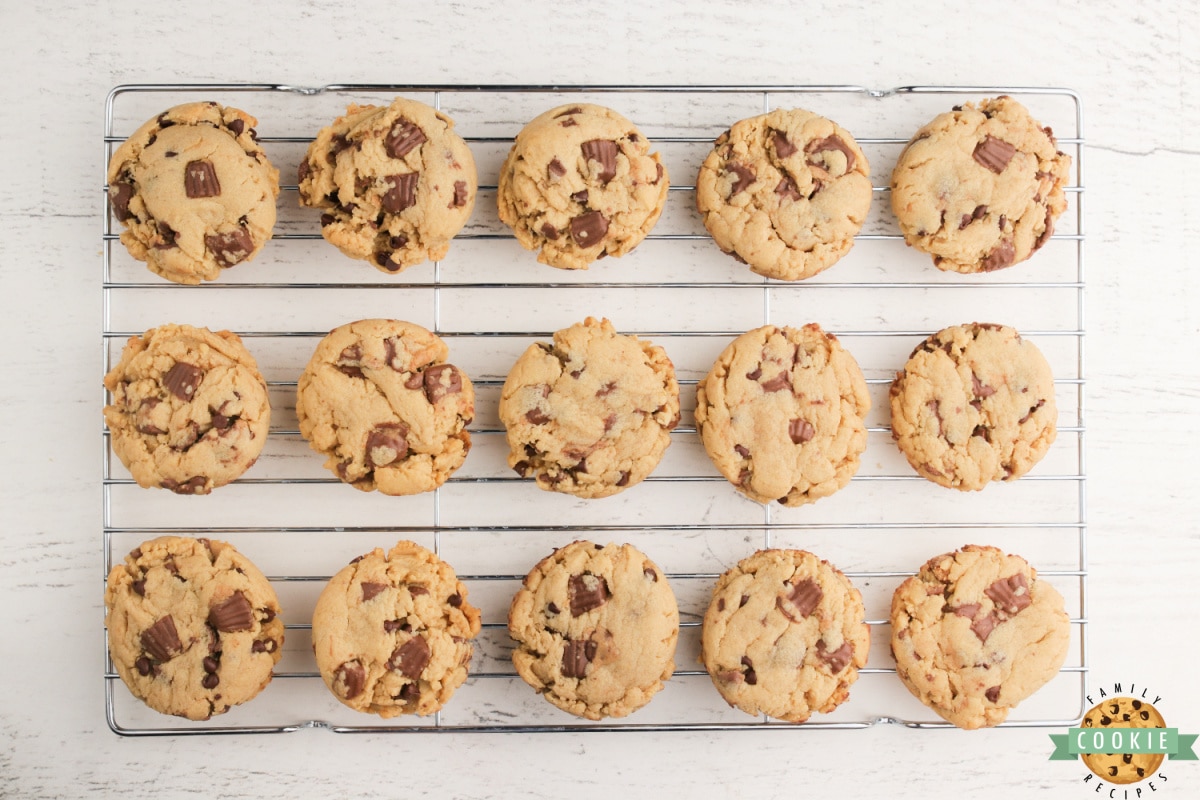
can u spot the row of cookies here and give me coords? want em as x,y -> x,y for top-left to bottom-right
105,536 -> 1070,729
106,96 -> 1071,284
103,317 -> 1059,498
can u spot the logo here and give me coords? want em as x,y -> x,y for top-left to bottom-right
1049,682 -> 1197,796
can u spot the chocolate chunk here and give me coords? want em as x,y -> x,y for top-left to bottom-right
251,639 -> 276,653
972,136 -> 1017,173
596,381 -> 617,397
336,345 -> 364,378
335,660 -> 366,699
398,682 -> 420,703
226,118 -> 245,137
734,444 -> 751,458
408,586 -> 429,597
384,619 -> 410,633
327,134 -> 352,165
774,177 -> 801,201
525,408 -> 550,425
131,579 -> 146,596
153,222 -> 177,250
562,638 -> 597,679
772,130 -> 796,158
451,180 -> 468,208
208,591 -> 254,632
404,369 -> 424,389
985,685 -> 1001,703
382,173 -> 419,214
163,362 -> 203,401
110,181 -> 135,221
366,423 -> 409,468
970,612 -> 998,643
760,372 -> 791,393
387,636 -> 431,679
643,568 -> 658,582
739,594 -> 750,608
210,411 -> 232,431
960,204 -> 988,229
555,107 -> 583,118
741,655 -> 758,685
952,602 -> 981,619
541,222 -> 559,240
569,211 -> 608,248
745,366 -> 762,381
160,476 -> 207,494
361,582 -> 389,602
815,640 -> 853,673
383,338 -> 404,372
788,418 -> 815,444
320,212 -> 336,227
548,158 -> 566,179
778,578 -> 823,621
184,160 -> 221,198
568,573 -> 610,616
981,239 -> 1016,271
805,135 -> 856,173
423,364 -> 463,404
385,120 -> 426,159
726,162 -> 756,196
140,616 -> 183,662
389,234 -> 408,250
581,139 -> 618,183
971,373 -> 997,399
570,189 -> 589,205
135,398 -> 166,435
205,227 -> 254,267
1033,207 -> 1055,252
616,471 -> 630,487
560,118 -> 578,128
653,162 -> 664,184
985,573 -> 1031,616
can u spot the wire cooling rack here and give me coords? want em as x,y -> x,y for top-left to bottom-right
102,84 -> 1086,735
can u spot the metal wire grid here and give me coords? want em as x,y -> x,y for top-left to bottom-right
102,84 -> 1086,735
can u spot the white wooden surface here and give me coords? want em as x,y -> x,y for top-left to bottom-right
3,1 -> 1199,797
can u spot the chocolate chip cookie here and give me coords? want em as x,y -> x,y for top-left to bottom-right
311,541 -> 481,717
103,324 -> 271,495
498,317 -> 680,498
496,103 -> 668,270
105,536 -> 284,720
889,322 -> 1057,490
1081,698 -> 1167,784
695,323 -> 870,506
107,102 -> 280,284
696,109 -> 872,281
508,540 -> 679,720
295,319 -> 474,495
891,96 -> 1072,273
298,98 -> 476,273
889,545 -> 1071,729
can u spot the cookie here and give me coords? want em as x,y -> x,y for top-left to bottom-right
696,109 -> 872,281
107,102 -> 280,285
297,98 -> 476,273
295,319 -> 474,495
311,541 -> 481,717
507,540 -> 679,720
889,322 -> 1057,491
498,317 -> 680,499
889,545 -> 1071,729
891,96 -> 1072,273
103,324 -> 271,495
496,103 -> 668,270
702,550 -> 869,722
695,323 -> 870,506
1081,698 -> 1167,784
104,536 -> 284,720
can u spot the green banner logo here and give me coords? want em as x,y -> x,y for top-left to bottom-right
1050,728 -> 1198,761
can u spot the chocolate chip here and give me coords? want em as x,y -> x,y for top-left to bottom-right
805,135 -> 856,173
384,619 -> 410,633
202,656 -> 219,674
135,656 -> 152,676
972,136 -> 1017,173
547,158 -> 566,179
399,682 -> 420,703
140,616 -> 183,662
387,636 -> 431,679
741,655 -> 758,685
541,222 -> 559,240
451,180 -> 469,208
1033,207 -> 1055,252
569,211 -> 608,248
774,177 -> 801,201
382,173 -> 419,214
366,423 -> 409,468
734,444 -> 751,459
653,162 -> 664,185
202,673 -> 220,689
760,372 -> 791,393
772,130 -> 796,158
408,586 -> 429,597
745,366 -> 762,381
423,364 -> 463,404
184,160 -> 221,198
1133,700 -> 1142,709
981,239 -> 1016,272
739,594 -> 750,608
335,660 -> 366,699
205,227 -> 254,267
152,222 -> 177,250
525,408 -> 550,425
985,685 -> 1001,703
562,638 -> 597,679
448,593 -> 463,607
227,119 -> 245,136
327,134 -> 352,165
778,578 -> 823,621
208,591 -> 254,632
581,139 -> 618,183
568,573 -> 610,616
336,345 -> 364,378
110,181 -> 135,221
643,568 -> 658,582
560,118 -> 578,128
788,419 -> 815,444
725,162 -> 756,196
361,582 -> 389,602
815,640 -> 853,673
595,381 -> 617,398
717,598 -> 726,612
547,602 -> 561,615
971,374 -> 997,399
385,119 -> 426,159
616,471 -> 630,487
985,573 -> 1031,617
960,204 -> 988,229
970,612 -> 998,643
251,639 -> 274,653
131,578 -> 146,596
554,107 -> 583,118
160,476 -> 207,494
571,189 -> 588,205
